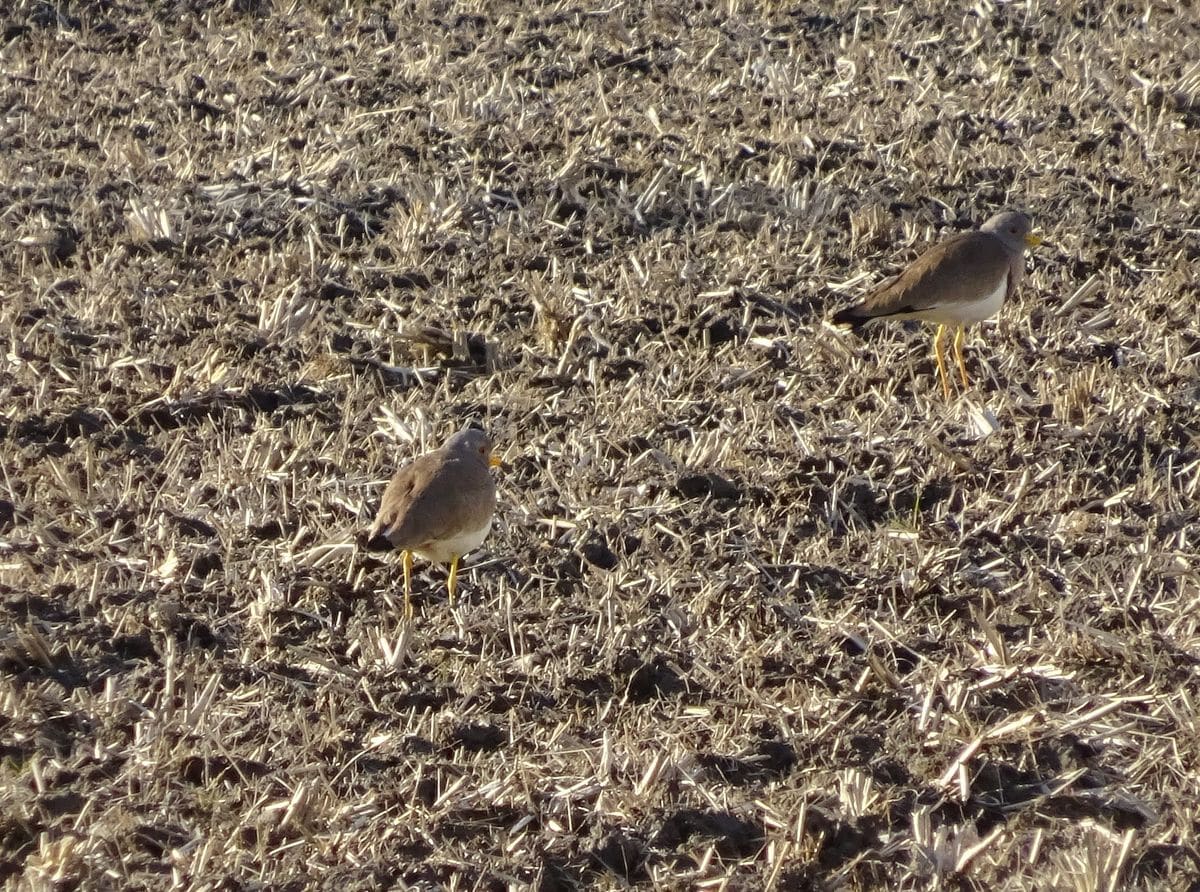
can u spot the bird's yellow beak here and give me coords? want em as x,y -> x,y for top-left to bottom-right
1024,232 -> 1043,248
488,454 -> 503,468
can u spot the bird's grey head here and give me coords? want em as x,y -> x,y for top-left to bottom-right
445,427 -> 494,461
981,211 -> 1039,252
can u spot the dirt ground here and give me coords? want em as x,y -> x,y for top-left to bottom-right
2,0 -> 1199,888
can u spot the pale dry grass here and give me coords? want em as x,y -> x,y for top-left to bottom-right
1,0 -> 1198,889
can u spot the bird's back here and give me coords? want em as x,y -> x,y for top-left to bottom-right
834,230 -> 1012,324
371,452 -> 496,551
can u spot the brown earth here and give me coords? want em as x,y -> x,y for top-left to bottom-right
2,0 -> 1199,888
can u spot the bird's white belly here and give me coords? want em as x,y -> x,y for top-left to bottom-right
926,278 -> 1007,324
414,518 -> 493,564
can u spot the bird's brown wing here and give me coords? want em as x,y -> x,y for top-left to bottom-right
369,452 -> 437,544
834,231 -> 1012,323
370,453 -> 495,549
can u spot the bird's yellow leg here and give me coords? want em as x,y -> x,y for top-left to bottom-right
402,550 -> 413,620
953,324 -> 969,389
933,324 -> 951,400
447,554 -> 460,604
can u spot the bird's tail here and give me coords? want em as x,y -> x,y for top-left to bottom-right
830,305 -> 869,329
364,514 -> 395,552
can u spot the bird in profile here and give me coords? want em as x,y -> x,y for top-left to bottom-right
368,427 -> 500,617
831,210 -> 1042,399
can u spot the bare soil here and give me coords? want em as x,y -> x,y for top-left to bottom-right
2,1 -> 1199,888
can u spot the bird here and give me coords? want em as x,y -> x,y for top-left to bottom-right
831,210 -> 1042,399
368,427 -> 500,617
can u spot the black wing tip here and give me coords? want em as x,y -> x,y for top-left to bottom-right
832,304 -> 920,327
830,306 -> 868,328
365,513 -> 395,551
364,531 -> 394,552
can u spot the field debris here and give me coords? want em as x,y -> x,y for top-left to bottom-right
2,1 -> 1198,888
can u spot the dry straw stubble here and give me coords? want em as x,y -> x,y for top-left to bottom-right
1,1 -> 1199,889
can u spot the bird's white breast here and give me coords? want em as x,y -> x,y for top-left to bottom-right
945,277 -> 1008,324
415,518 -> 493,564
